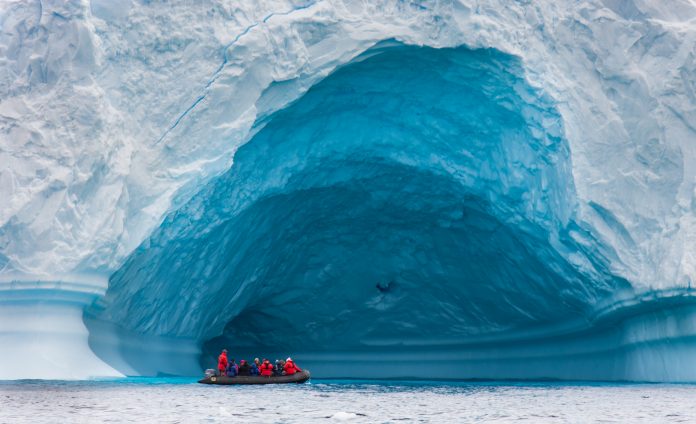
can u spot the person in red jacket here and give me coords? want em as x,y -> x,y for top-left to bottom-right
283,357 -> 302,375
217,349 -> 228,376
259,358 -> 274,377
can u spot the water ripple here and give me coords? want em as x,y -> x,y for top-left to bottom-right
1,379 -> 695,423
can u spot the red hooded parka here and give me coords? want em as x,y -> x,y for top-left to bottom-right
218,352 -> 228,372
283,359 -> 302,375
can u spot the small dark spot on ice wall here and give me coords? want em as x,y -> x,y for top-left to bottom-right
376,280 -> 396,293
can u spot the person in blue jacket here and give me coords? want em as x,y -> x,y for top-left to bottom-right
250,361 -> 260,376
226,358 -> 238,377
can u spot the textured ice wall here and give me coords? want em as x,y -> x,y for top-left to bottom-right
2,0 -> 696,379
2,0 -> 696,287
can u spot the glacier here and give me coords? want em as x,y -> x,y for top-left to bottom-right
1,0 -> 696,380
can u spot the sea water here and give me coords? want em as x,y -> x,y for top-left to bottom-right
1,379 -> 695,423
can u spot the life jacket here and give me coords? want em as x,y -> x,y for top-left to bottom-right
260,362 -> 273,376
250,364 -> 260,376
284,360 -> 300,375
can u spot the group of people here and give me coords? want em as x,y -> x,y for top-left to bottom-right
217,349 -> 302,377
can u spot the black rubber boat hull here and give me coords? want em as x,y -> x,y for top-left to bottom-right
198,370 -> 311,385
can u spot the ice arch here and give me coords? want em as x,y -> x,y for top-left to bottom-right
88,43 -> 640,378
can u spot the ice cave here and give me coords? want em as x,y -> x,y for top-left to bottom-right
2,0 -> 696,381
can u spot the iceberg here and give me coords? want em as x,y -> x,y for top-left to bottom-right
2,0 -> 696,380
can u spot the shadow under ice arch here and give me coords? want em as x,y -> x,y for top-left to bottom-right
87,42 -> 696,381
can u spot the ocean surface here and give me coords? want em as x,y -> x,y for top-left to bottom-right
1,378 -> 695,423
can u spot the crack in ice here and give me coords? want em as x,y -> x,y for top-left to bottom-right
155,2 -> 320,146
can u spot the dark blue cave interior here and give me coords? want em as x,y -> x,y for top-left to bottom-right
94,43 -> 627,374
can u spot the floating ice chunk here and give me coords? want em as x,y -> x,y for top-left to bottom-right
330,412 -> 359,421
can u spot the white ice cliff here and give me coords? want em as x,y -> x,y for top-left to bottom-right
1,0 -> 696,380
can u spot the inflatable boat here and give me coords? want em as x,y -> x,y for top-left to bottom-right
198,370 -> 311,385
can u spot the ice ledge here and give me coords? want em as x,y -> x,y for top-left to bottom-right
0,273 -> 107,293
0,275 -> 121,380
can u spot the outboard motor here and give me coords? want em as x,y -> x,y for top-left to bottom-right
204,369 -> 216,378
